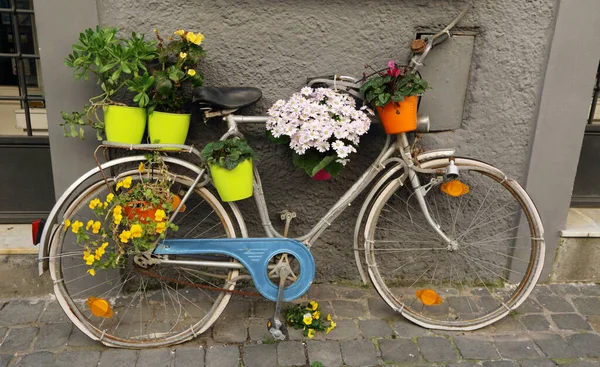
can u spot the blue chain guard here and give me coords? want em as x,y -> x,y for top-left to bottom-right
153,238 -> 315,302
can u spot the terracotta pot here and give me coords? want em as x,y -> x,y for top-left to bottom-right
375,96 -> 418,134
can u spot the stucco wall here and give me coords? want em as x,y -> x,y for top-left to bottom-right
96,0 -> 557,282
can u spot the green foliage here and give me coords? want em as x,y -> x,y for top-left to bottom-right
359,63 -> 429,107
200,138 -> 255,171
284,300 -> 336,338
311,362 -> 324,367
291,151 -> 343,177
61,26 -> 158,139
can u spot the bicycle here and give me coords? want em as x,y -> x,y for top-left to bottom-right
36,1 -> 544,348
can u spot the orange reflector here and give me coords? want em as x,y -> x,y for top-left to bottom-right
87,297 -> 114,318
416,289 -> 443,306
441,180 -> 469,197
172,195 -> 186,212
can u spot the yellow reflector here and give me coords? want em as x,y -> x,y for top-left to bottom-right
416,289 -> 443,306
441,180 -> 469,197
87,297 -> 114,318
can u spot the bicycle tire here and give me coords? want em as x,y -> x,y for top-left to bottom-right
49,159 -> 239,348
364,157 -> 544,330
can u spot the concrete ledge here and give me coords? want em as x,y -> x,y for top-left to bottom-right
552,237 -> 600,282
0,225 -> 38,255
560,208 -> 600,238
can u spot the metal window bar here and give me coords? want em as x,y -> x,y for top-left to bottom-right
588,60 -> 600,125
0,2 -> 42,136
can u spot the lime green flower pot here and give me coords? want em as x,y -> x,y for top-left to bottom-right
209,159 -> 253,202
104,105 -> 146,144
148,111 -> 192,146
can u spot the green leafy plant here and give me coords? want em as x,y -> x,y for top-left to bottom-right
128,29 -> 205,114
60,26 -> 158,139
359,61 -> 429,108
285,300 -> 336,339
200,138 -> 255,170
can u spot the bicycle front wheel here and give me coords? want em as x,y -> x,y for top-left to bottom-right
50,162 -> 239,348
364,157 -> 544,330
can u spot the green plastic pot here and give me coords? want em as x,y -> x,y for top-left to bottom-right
148,111 -> 191,146
104,105 -> 146,144
209,159 -> 253,202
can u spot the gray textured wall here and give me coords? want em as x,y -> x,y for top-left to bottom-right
97,0 -> 557,282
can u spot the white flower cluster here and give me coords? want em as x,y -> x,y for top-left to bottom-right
266,87 -> 373,165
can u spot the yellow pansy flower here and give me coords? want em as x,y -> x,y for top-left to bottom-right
106,193 -> 114,203
307,328 -> 315,339
193,33 -> 204,45
185,32 -> 196,43
122,176 -> 132,189
63,219 -> 71,232
91,221 -> 102,234
303,313 -> 313,325
174,29 -> 185,36
88,198 -> 102,210
119,230 -> 132,243
116,181 -> 123,190
130,224 -> 143,238
71,220 -> 83,233
113,214 -> 123,225
85,220 -> 94,231
113,205 -> 123,216
312,310 -> 320,320
155,221 -> 166,234
138,162 -> 145,173
87,268 -> 96,276
95,242 -> 108,260
187,69 -> 196,77
326,314 -> 332,322
309,300 -> 318,311
85,254 -> 95,266
154,209 -> 166,222
179,52 -> 187,59
83,248 -> 90,260
326,320 -> 337,334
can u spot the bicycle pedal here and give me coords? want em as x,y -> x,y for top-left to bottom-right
267,317 -> 287,341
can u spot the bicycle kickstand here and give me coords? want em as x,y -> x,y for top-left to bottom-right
267,265 -> 291,341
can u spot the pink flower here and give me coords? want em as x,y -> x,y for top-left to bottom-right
387,60 -> 401,77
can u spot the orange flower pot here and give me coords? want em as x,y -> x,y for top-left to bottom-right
375,96 -> 418,134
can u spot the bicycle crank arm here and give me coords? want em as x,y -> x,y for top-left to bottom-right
154,238 -> 315,302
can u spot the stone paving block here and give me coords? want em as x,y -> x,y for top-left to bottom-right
324,319 -> 359,340
572,297 -> 600,315
532,285 -> 554,297
336,286 -> 374,300
493,315 -> 527,334
359,319 -> 392,338
551,314 -> 592,331
205,345 -> 239,367
568,333 -> 600,358
520,315 -> 552,332
579,285 -> 600,296
212,319 -> 247,343
287,327 -> 305,341
417,336 -> 458,362
536,295 -> 576,313
34,323 -> 72,350
66,327 -> 100,347
277,340 -> 306,367
331,300 -> 367,318
11,351 -> 54,367
307,340 -> 343,367
254,301 -> 274,318
379,338 -> 420,364
555,362 -> 599,367
448,363 -> 477,367
531,334 -> 578,359
518,358 -> 559,367
137,348 -> 174,367
307,284 -> 338,300
0,328 -> 5,341
367,297 -> 400,319
587,315 -> 600,332
55,351 -> 101,367
394,318 -> 429,338
248,319 -> 271,342
243,344 -> 277,367
448,297 -> 480,313
494,335 -> 540,359
340,339 -> 378,367
0,301 -> 44,325
174,346 -> 204,367
38,302 -> 70,323
220,299 -> 250,319
0,326 -> 38,352
550,284 -> 581,296
453,335 -> 500,360
0,355 -> 9,367
99,349 -> 138,367
482,361 -> 517,367
518,298 -> 544,313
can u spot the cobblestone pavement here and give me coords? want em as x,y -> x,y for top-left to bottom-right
0,283 -> 599,366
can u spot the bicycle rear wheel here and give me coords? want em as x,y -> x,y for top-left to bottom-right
50,160 -> 239,348
364,157 -> 544,330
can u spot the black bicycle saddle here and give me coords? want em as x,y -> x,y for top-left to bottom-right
193,86 -> 262,109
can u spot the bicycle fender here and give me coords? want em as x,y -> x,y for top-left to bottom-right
154,238 -> 315,302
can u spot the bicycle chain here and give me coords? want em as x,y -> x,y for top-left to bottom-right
135,267 -> 263,297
